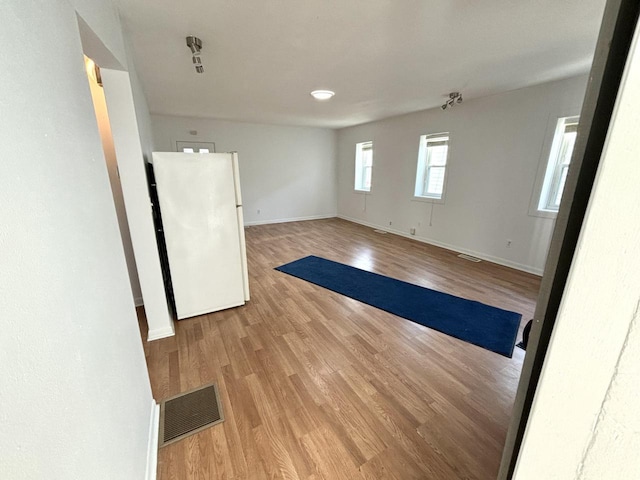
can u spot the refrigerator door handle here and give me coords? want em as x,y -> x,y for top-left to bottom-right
231,152 -> 243,206
236,206 -> 250,301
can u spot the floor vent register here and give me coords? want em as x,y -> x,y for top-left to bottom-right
159,383 -> 224,447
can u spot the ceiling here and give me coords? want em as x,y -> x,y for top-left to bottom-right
116,0 -> 606,129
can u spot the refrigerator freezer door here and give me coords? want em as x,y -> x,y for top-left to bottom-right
152,152 -> 246,319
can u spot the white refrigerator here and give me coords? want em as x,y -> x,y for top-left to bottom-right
151,151 -> 250,320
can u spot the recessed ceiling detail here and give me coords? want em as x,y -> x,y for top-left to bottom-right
116,0 -> 606,128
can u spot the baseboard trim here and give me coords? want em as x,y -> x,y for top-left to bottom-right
244,213 -> 336,226
145,400 -> 160,480
147,324 -> 175,342
337,215 -> 544,276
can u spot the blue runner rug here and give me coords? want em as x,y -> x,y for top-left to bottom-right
275,255 -> 521,357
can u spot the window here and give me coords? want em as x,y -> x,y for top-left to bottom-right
176,141 -> 216,153
538,116 -> 579,212
414,133 -> 449,200
354,141 -> 373,192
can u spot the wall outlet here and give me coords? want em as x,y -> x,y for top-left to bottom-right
410,227 -> 416,235
389,221 -> 392,226
506,239 -> 512,248
257,209 -> 261,215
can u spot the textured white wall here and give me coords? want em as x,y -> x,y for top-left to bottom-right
151,115 -> 338,224
337,75 -> 588,275
514,22 -> 640,480
0,1 -> 154,478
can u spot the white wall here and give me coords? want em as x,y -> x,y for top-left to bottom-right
514,21 -> 640,480
102,70 -> 174,341
337,75 -> 589,275
124,31 -> 155,163
151,115 -> 338,224
0,1 -> 155,478
86,59 -> 143,304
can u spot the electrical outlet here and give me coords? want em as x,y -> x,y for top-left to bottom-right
389,221 -> 392,226
410,227 -> 416,235
506,239 -> 512,248
257,209 -> 261,215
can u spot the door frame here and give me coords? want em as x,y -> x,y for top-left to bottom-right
498,0 -> 640,477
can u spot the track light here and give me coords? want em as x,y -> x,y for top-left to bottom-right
186,36 -> 204,73
441,92 -> 463,111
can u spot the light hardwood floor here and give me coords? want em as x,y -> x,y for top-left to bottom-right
138,218 -> 540,480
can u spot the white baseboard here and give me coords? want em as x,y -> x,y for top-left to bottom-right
145,400 -> 160,480
244,213 -> 336,226
338,215 -> 544,276
147,324 -> 175,342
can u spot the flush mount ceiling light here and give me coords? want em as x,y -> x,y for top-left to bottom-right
310,90 -> 335,101
186,35 -> 204,73
441,92 -> 463,110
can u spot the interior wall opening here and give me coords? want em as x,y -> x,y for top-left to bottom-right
84,55 -> 142,306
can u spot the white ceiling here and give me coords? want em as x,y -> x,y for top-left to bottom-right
116,0 -> 606,129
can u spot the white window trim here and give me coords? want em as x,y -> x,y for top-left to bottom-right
412,132 -> 450,203
175,140 -> 216,153
354,141 -> 373,193
529,112 -> 580,219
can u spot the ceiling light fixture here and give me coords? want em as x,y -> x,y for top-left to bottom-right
441,92 -> 463,110
186,36 -> 204,73
310,90 -> 335,101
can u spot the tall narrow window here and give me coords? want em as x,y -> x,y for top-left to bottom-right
538,116 -> 579,212
414,133 -> 449,200
354,141 -> 373,192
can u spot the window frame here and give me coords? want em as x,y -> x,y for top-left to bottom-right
413,132 -> 450,203
354,141 -> 373,193
529,114 -> 580,218
175,140 -> 216,153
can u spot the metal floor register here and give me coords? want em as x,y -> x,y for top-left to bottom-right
159,383 -> 224,447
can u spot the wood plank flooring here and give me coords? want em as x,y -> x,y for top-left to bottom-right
138,218 -> 540,480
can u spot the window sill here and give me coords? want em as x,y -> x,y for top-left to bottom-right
354,189 -> 372,195
528,208 -> 558,219
412,195 -> 444,204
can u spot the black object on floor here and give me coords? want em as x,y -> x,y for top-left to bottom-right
517,319 -> 533,350
276,255 -> 522,357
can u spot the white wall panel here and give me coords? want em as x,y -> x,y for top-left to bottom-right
151,116 -> 338,225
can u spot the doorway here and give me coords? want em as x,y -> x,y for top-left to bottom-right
77,14 -> 174,340
498,0 -> 640,477
84,55 -> 142,306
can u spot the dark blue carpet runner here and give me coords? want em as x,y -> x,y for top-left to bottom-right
275,255 -> 521,357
